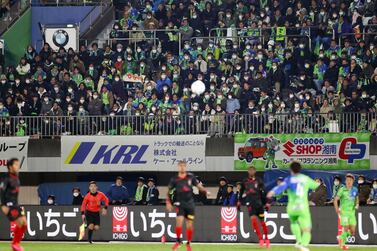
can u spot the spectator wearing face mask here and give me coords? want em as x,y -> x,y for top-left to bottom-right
309,178 -> 327,206
330,176 -> 344,204
156,72 -> 172,93
88,92 -> 103,115
46,195 -> 56,206
40,96 -> 53,115
72,187 -> 84,205
358,175 -> 371,206
367,179 -> 377,205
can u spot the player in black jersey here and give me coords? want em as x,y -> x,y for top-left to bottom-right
238,166 -> 270,248
166,161 -> 208,251
0,158 -> 27,251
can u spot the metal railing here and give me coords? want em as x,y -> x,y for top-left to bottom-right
0,0 -> 30,35
30,0 -> 111,6
0,112 -> 375,137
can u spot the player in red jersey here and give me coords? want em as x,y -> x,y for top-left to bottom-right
166,161 -> 208,251
81,181 -> 109,243
238,166 -> 271,248
0,158 -> 27,251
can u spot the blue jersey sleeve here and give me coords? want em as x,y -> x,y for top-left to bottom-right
272,177 -> 290,196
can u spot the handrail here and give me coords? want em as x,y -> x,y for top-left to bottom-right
0,112 -> 375,137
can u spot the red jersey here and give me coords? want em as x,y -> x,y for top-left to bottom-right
81,191 -> 109,213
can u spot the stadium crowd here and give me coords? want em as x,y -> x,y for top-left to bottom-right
1,0 -> 377,136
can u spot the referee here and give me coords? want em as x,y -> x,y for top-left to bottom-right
81,181 -> 109,243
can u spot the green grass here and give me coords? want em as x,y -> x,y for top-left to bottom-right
0,243 -> 375,251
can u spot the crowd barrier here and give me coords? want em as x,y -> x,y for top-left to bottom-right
0,112 -> 375,137
1,206 -> 376,244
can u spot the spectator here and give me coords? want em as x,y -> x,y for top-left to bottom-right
107,176 -> 130,205
223,184 -> 237,206
358,175 -> 371,206
1,1 -> 377,138
134,177 -> 147,205
72,187 -> 84,205
309,178 -> 327,206
367,179 -> 377,205
146,178 -> 159,205
215,176 -> 228,205
328,175 -> 344,205
47,195 -> 56,206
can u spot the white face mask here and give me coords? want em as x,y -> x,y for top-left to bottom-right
79,108 -> 84,112
334,181 -> 340,186
373,184 -> 377,189
47,199 -> 54,205
68,107 -> 73,111
115,77 -> 120,82
73,192 -> 79,197
358,180 -> 364,184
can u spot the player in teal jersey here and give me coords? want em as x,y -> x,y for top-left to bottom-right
267,162 -> 319,251
334,174 -> 359,250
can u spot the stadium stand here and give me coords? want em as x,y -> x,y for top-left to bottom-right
0,1 -> 377,136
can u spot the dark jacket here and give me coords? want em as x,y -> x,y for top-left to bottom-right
146,186 -> 160,205
107,184 -> 130,205
215,185 -> 228,205
223,191 -> 237,206
358,183 -> 371,206
309,183 -> 327,206
72,194 -> 84,205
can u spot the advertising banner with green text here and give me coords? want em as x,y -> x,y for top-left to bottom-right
234,133 -> 370,171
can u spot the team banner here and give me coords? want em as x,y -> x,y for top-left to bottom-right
0,137 -> 28,171
234,133 -> 370,171
61,135 -> 207,171
0,206 -> 376,244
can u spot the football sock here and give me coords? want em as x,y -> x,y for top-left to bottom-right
88,229 -> 93,243
290,222 -> 302,244
175,226 -> 182,242
252,218 -> 262,240
12,224 -> 27,244
340,230 -> 351,245
261,221 -> 269,240
301,231 -> 312,246
186,228 -> 193,243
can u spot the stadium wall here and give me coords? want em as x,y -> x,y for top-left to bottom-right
0,206 -> 376,244
20,135 -> 377,172
2,8 -> 32,67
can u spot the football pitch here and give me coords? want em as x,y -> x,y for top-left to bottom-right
1,242 -> 376,251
